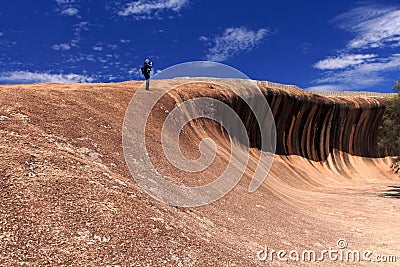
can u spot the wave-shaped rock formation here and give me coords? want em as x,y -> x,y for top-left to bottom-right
1,80 -> 399,266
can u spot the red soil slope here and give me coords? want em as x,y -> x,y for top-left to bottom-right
0,81 -> 399,266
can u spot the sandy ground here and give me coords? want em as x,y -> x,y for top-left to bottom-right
0,81 -> 399,266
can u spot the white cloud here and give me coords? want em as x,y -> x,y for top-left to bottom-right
198,36 -> 208,42
55,0 -> 79,17
0,32 -> 3,37
305,85 -> 346,92
61,7 -> 79,16
72,21 -> 89,47
204,26 -> 269,62
93,45 -> 103,51
53,21 -> 89,51
118,0 -> 189,19
0,71 -> 94,83
335,6 -> 400,49
128,67 -> 140,75
86,54 -> 95,61
56,0 -> 76,4
315,54 -> 400,87
120,39 -> 131,43
74,21 -> 89,29
312,5 -> 400,91
52,43 -> 71,51
313,54 -> 377,70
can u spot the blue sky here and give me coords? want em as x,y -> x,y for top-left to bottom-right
0,0 -> 400,92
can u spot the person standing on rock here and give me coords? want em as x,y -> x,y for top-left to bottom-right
141,58 -> 153,90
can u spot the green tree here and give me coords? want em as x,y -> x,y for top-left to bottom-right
378,79 -> 400,157
394,78 -> 400,93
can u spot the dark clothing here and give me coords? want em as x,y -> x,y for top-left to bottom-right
141,62 -> 152,80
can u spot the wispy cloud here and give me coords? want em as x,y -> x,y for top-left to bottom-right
203,26 -> 269,62
0,71 -> 94,84
334,5 -> 400,49
305,84 -> 346,92
128,67 -> 142,78
61,7 -> 79,16
52,21 -> 89,51
71,21 -> 89,47
0,32 -> 3,37
52,43 -> 71,51
315,54 -> 400,88
314,54 -> 377,70
56,0 -> 75,3
93,45 -> 103,51
55,0 -> 80,17
198,36 -> 208,42
312,5 -> 400,91
118,0 -> 189,19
